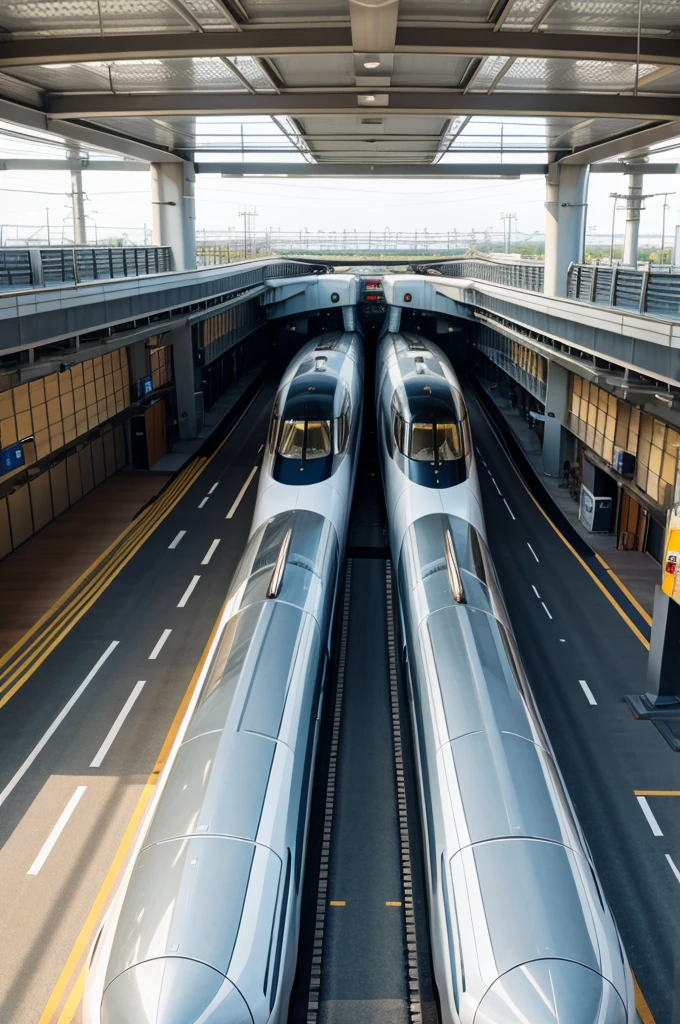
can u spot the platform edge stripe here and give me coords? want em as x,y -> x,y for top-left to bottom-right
522,482 -> 650,650
0,458 -> 207,707
594,552 -> 653,627
0,455 -> 201,684
37,588 -> 232,1024
633,971 -> 657,1024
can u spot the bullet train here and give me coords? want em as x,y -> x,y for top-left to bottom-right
83,330 -> 363,1024
376,332 -> 635,1024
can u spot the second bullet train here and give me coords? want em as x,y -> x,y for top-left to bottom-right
376,332 -> 635,1024
83,331 -> 363,1024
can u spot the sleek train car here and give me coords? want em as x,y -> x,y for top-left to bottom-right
252,330 -> 364,544
83,332 -> 363,1024
377,332 -> 635,1024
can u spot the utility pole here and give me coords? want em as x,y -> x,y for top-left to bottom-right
239,209 -> 248,258
660,193 -> 676,263
45,208 -> 51,246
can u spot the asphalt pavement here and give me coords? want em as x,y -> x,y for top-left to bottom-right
465,384 -> 680,1024
0,381 -> 277,1024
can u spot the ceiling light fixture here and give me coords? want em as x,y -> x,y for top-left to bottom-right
364,95 -> 376,102
363,56 -> 381,69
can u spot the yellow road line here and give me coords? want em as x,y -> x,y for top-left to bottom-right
329,900 -> 346,906
0,460 -> 207,711
595,553 -> 653,627
520,485 -> 650,650
633,971 -> 657,1024
0,378 -> 265,713
385,901 -> 402,906
38,591 -> 230,1024
634,790 -> 680,796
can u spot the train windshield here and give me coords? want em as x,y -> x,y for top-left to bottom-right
410,422 -> 463,463
279,419 -> 332,460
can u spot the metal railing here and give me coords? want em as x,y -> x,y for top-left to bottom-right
568,263 -> 680,318
0,246 -> 172,289
422,258 -> 545,293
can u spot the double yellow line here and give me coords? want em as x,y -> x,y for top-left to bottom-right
0,455 -> 207,713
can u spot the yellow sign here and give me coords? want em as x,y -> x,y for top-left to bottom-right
662,504 -> 680,604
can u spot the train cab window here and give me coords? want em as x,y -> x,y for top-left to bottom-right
279,419 -> 332,460
391,386 -> 470,487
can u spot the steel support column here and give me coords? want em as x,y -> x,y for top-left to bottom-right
544,163 -> 589,298
151,160 -> 196,271
169,323 -> 199,440
541,360 -> 571,477
623,165 -> 645,266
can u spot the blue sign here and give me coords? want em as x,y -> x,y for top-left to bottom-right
142,375 -> 153,395
0,443 -> 25,475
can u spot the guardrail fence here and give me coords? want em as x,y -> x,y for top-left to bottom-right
425,258 -> 545,293
0,246 -> 172,288
568,263 -> 680,318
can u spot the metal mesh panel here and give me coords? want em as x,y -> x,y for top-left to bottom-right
230,55 -> 276,91
392,54 -> 470,87
400,0 -> 494,19
473,56 -> 512,89
434,260 -> 544,293
495,57 -> 659,92
104,57 -> 246,91
0,250 -> 33,288
269,54 -> 355,88
594,268 -> 613,305
613,269 -> 643,310
239,0 -> 348,20
179,0 -> 236,29
8,63 -> 113,91
647,275 -> 680,318
0,0 -> 189,35
524,0 -> 680,35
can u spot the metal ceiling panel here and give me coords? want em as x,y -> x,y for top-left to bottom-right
0,70 -> 44,106
546,116 -> 654,149
269,54 -> 355,87
296,114 -> 450,137
491,57 -> 659,92
502,0 -> 680,35
473,55 -> 512,89
238,0 -> 349,22
0,0 -> 192,37
14,57 -> 254,94
641,69 -> 680,95
391,53 -> 470,87
178,0 -> 236,29
399,0 -> 493,23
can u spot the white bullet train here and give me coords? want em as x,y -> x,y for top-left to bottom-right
376,332 -> 635,1024
83,330 -> 363,1024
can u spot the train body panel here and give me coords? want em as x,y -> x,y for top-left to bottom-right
252,331 -> 364,560
377,333 -> 635,1024
84,332 -> 364,1024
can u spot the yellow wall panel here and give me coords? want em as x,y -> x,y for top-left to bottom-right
32,404 -> 47,432
61,391 -> 74,417
35,429 -> 50,458
29,378 -> 45,406
0,391 -> 13,419
47,396 -> 61,425
13,384 -> 29,413
0,417 -> 17,446
15,410 -> 32,440
59,369 -> 72,395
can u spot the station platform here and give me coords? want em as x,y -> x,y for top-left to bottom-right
0,470 -> 170,659
483,384 -> 660,617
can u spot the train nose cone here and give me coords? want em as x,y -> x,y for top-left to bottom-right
474,959 -> 627,1024
101,958 -> 252,1024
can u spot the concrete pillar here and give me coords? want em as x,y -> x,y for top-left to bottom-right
170,323 -> 199,440
623,168 -> 645,266
67,150 -> 87,245
151,160 -> 196,271
542,360 -> 569,476
544,163 -> 589,298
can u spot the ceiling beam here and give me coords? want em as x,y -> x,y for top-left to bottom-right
350,0 -> 399,53
206,161 -> 543,176
0,158 -> 149,170
2,27 -> 680,68
45,91 -> 680,120
0,96 -> 183,162
559,119 -> 680,164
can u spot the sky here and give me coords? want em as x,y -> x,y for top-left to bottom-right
1,122 -> 679,247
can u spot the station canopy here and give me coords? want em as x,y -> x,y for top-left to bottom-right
0,0 -> 679,169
